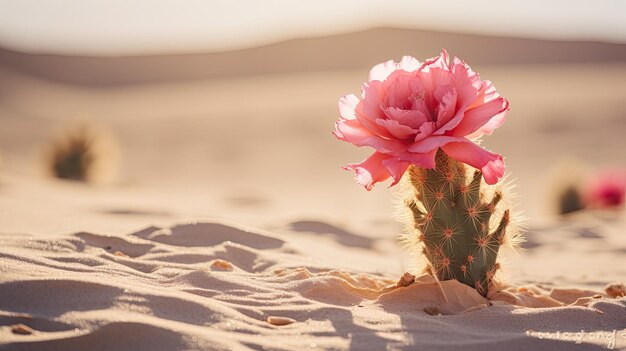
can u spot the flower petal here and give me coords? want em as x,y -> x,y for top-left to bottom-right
431,57 -> 485,136
334,118 -> 407,154
441,140 -> 505,184
398,150 -> 438,169
408,135 -> 463,153
416,67 -> 453,115
466,110 -> 506,139
376,119 -> 417,139
369,56 -> 420,81
451,56 -> 481,107
343,152 -> 393,190
414,122 -> 437,142
382,150 -> 438,187
450,97 -> 509,138
467,80 -> 499,111
383,107 -> 429,129
420,49 -> 450,72
384,73 -> 421,109
338,94 -> 360,120
398,56 -> 421,72
360,81 -> 395,138
434,86 -> 457,129
382,158 -> 411,187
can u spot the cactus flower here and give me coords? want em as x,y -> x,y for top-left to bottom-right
584,169 -> 626,209
334,50 -> 520,296
334,49 -> 508,190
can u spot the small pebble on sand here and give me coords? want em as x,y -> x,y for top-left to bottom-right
423,306 -> 441,316
397,272 -> 416,287
604,282 -> 625,298
210,259 -> 234,271
267,316 -> 296,326
11,324 -> 34,335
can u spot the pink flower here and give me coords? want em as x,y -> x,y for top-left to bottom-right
583,169 -> 626,209
334,49 -> 508,190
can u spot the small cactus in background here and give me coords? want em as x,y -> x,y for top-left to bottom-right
547,160 -> 587,215
549,163 -> 625,215
401,150 -> 521,296
558,185 -> 584,215
45,124 -> 119,183
50,128 -> 94,181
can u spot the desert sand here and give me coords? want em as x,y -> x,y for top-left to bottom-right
0,29 -> 625,350
0,218 -> 624,350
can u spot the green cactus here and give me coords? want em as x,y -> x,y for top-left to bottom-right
49,128 -> 96,182
45,124 -> 119,184
402,150 -> 520,296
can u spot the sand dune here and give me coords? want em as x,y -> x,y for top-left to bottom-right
1,28 -> 625,85
0,219 -> 624,350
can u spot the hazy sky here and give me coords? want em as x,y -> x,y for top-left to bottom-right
1,0 -> 625,55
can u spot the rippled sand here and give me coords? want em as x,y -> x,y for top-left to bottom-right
0,219 -> 624,350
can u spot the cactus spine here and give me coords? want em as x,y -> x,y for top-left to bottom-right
404,150 -> 518,296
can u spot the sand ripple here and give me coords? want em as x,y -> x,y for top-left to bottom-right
0,221 -> 624,350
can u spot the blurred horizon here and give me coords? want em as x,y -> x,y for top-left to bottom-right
1,0 -> 625,56
1,27 -> 624,88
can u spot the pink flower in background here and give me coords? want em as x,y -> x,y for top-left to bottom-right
334,49 -> 508,190
583,169 -> 626,209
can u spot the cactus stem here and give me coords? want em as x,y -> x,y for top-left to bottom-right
442,227 -> 454,240
475,280 -> 486,296
403,150 -> 518,296
420,211 -> 435,230
490,191 -> 503,208
491,209 -> 510,241
440,229 -> 458,250
460,264 -> 469,278
465,205 -> 484,229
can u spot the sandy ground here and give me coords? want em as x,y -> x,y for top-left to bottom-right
0,218 -> 624,350
0,30 -> 625,350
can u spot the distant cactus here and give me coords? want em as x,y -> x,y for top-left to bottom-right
558,185 -> 584,215
50,129 -> 94,181
46,124 -> 119,183
402,150 -> 522,296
